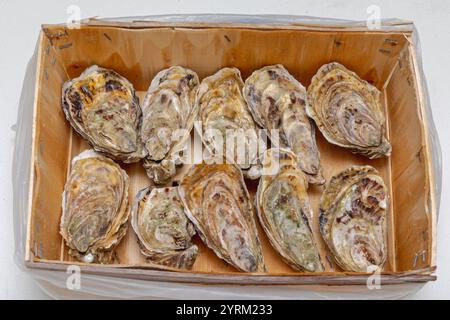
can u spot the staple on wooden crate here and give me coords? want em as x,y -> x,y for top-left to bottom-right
385,38 -> 399,46
58,43 -> 73,50
379,48 -> 392,55
103,33 -> 112,42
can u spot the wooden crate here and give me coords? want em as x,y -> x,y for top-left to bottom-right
24,19 -> 438,285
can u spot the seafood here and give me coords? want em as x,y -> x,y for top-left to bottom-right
195,68 -> 265,179
307,62 -> 391,159
319,165 -> 388,272
178,163 -> 266,272
244,65 -> 324,184
141,66 -> 199,184
62,65 -> 144,162
131,186 -> 198,269
60,150 -> 130,263
256,148 -> 324,272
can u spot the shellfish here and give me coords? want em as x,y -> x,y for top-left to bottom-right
62,65 -> 145,162
319,165 -> 388,272
256,148 -> 324,272
244,65 -> 324,185
60,149 -> 130,264
307,62 -> 391,159
131,186 -> 198,269
141,66 -> 200,184
178,163 -> 266,272
195,68 -> 265,179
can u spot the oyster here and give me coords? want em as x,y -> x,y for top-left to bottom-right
244,65 -> 324,185
178,163 -> 265,272
256,148 -> 324,272
60,149 -> 130,264
131,186 -> 198,269
141,67 -> 200,184
307,62 -> 391,159
319,166 -> 388,272
195,68 -> 265,179
62,65 -> 144,163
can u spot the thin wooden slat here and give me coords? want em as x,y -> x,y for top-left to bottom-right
386,46 -> 433,271
27,32 -> 71,262
25,260 -> 435,286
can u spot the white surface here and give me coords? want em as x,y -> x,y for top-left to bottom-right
0,0 -> 448,300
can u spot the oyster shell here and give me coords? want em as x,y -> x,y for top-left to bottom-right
178,163 -> 266,272
256,148 -> 324,272
60,149 -> 130,264
319,165 -> 388,272
307,62 -> 391,159
195,68 -> 265,178
131,186 -> 198,269
244,65 -> 324,185
62,65 -> 145,163
141,66 -> 200,184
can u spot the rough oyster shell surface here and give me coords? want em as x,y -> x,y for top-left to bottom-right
141,66 -> 200,184
178,163 -> 266,272
60,149 -> 130,264
256,148 -> 324,272
131,186 -> 198,269
319,165 -> 388,272
307,62 -> 391,159
195,68 -> 265,178
62,65 -> 145,163
244,65 -> 324,185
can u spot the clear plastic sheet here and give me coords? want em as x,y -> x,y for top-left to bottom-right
12,14 -> 441,299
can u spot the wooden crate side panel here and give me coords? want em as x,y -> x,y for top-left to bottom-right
43,26 -> 407,89
387,46 -> 432,271
26,260 -> 436,285
28,34 -> 70,262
